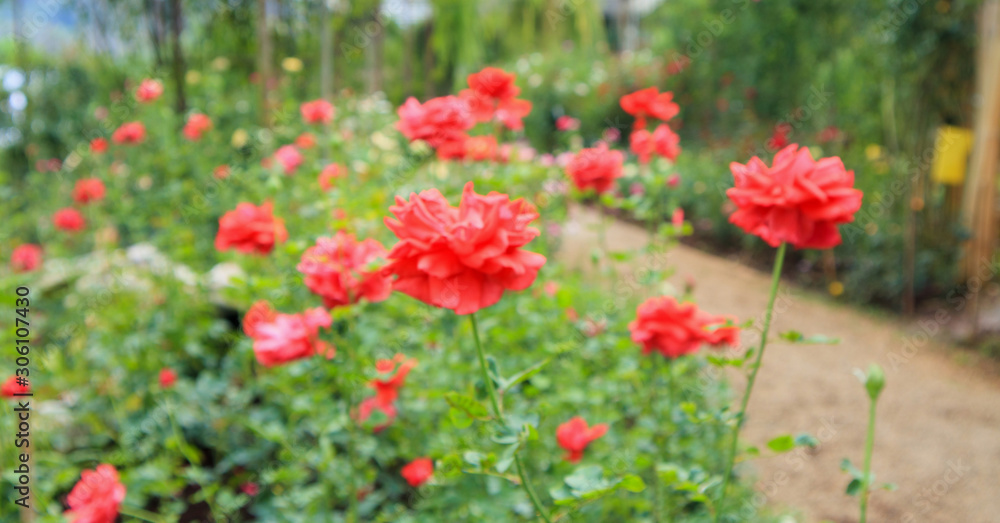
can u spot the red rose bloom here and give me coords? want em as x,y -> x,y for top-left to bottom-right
556,417 -> 608,463
565,144 -> 624,194
556,115 -> 580,132
90,138 -> 108,154
112,122 -> 146,144
249,307 -> 332,367
727,144 -> 863,249
300,99 -> 335,124
11,244 -> 42,272
318,163 -> 346,191
273,145 -> 303,175
495,98 -> 532,131
135,78 -> 163,102
630,124 -> 681,164
396,96 -> 475,154
54,208 -> 86,232
767,124 -> 790,150
370,354 -> 417,406
400,458 -> 434,487
64,464 -> 126,523
629,296 -> 739,358
214,165 -> 230,179
73,178 -> 106,204
298,231 -> 393,309
383,182 -> 547,315
818,125 -> 841,144
295,132 -> 316,149
159,368 -> 178,389
467,67 -> 519,101
463,135 -> 498,162
1,376 -> 30,397
215,202 -> 288,255
242,301 -> 277,338
620,87 -> 679,128
356,396 -> 398,432
182,113 -> 213,141
241,482 -> 260,497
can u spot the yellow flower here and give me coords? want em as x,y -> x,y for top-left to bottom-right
865,144 -> 883,161
231,129 -> 249,148
185,70 -> 202,85
282,57 -> 304,73
828,281 -> 844,297
212,57 -> 230,71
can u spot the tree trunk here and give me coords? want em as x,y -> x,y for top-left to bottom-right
169,0 -> 186,114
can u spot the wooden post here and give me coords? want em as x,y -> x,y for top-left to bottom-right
961,0 -> 1000,335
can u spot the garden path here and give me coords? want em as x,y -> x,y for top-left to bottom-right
558,205 -> 1000,523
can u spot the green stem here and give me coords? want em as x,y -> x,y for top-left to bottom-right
860,399 -> 877,523
650,358 -> 662,523
469,313 -> 553,523
118,504 -> 166,523
714,242 -> 786,522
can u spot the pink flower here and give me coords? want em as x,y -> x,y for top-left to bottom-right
183,113 -> 213,141
396,96 -> 475,155
135,79 -> 163,102
273,145 -> 303,175
629,124 -> 680,164
215,202 -> 288,255
112,122 -> 146,144
495,98 -> 532,131
73,178 -> 106,205
1,376 -> 30,397
318,163 -> 346,191
90,138 -> 108,154
64,464 -> 126,523
300,99 -> 335,124
565,144 -> 624,194
356,396 -> 398,431
667,174 -> 680,188
556,115 -> 580,132
241,483 -> 260,497
159,368 -> 178,389
249,307 -> 332,367
11,244 -> 42,272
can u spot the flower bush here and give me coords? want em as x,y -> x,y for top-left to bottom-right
0,57 -> 875,523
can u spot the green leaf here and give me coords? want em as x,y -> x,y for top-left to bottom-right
778,330 -> 840,344
840,458 -> 862,478
619,475 -> 646,492
766,434 -> 796,453
499,358 -> 551,393
794,433 -> 820,448
445,392 -> 490,427
845,478 -> 863,496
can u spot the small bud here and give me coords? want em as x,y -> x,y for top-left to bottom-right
864,364 -> 885,401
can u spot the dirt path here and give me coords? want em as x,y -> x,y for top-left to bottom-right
558,206 -> 1000,523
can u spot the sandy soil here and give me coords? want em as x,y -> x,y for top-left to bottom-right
557,205 -> 1000,523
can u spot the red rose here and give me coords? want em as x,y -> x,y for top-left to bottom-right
556,115 -> 580,132
249,307 -> 332,367
73,178 -> 106,204
90,138 -> 108,154
727,144 -> 863,249
467,67 -> 519,101
395,96 -> 475,154
383,182 -> 547,315
298,231 -> 393,309
182,113 -> 213,141
1,376 -> 30,397
214,165 -> 231,180
159,368 -> 178,389
135,78 -> 163,102
370,354 -> 417,406
620,87 -> 679,129
463,135 -> 497,162
300,99 -> 335,124
818,125 -> 842,144
215,202 -> 288,255
629,296 -> 739,359
400,458 -> 434,487
241,482 -> 260,497
495,98 -> 532,131
629,124 -> 681,164
318,163 -> 346,191
11,244 -> 42,272
295,132 -> 316,149
356,396 -> 398,432
53,208 -> 86,232
565,144 -> 624,194
242,301 -> 277,338
556,417 -> 608,463
273,145 -> 303,175
64,464 -> 126,523
112,122 -> 146,144
766,124 -> 790,150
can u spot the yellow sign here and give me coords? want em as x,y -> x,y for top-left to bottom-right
930,126 -> 974,185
